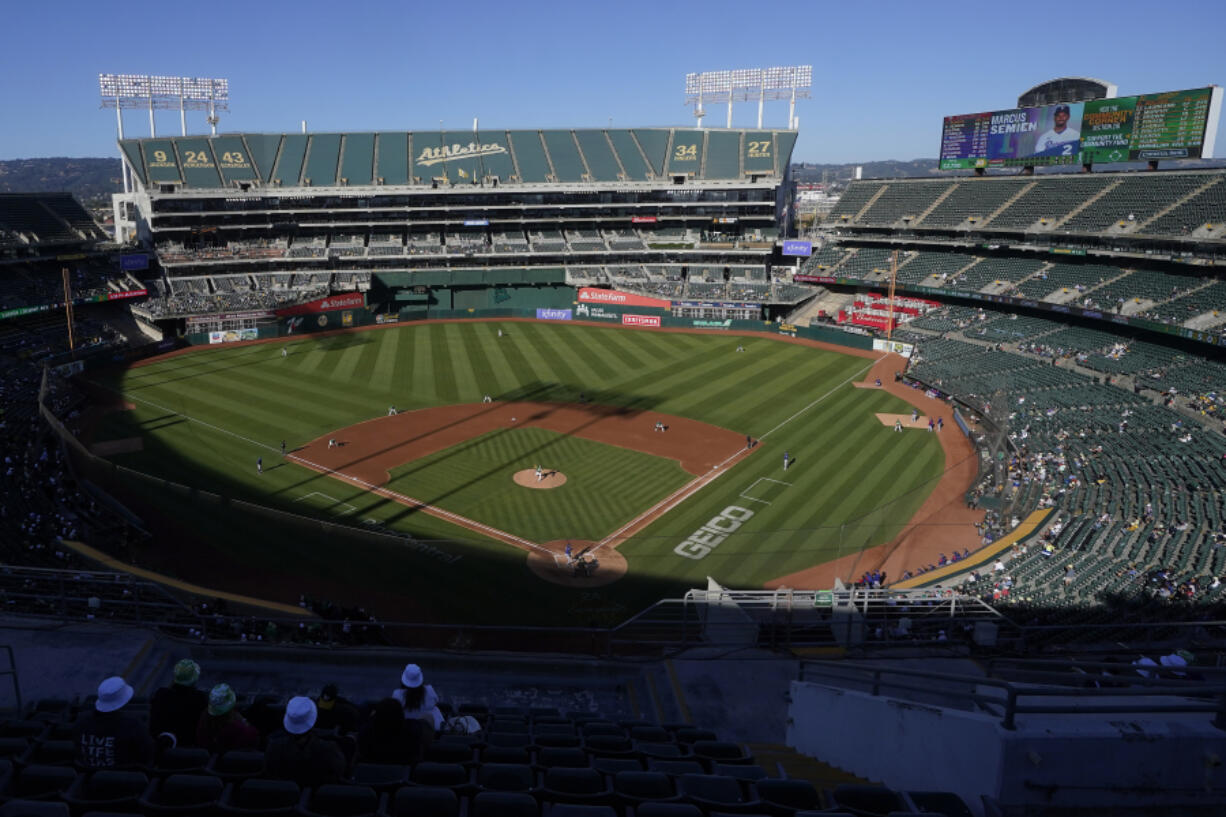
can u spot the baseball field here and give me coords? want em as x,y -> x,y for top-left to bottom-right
85,320 -> 948,625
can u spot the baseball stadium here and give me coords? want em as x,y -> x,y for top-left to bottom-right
1,72 -> 1225,815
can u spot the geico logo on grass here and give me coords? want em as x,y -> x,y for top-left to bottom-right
674,506 -> 755,560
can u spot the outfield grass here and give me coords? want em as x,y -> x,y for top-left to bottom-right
384,427 -> 691,542
88,321 -> 946,621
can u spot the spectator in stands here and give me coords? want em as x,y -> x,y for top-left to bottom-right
315,682 -> 362,734
264,696 -> 348,786
197,683 -> 260,753
149,658 -> 207,749
73,676 -> 154,769
393,663 -> 444,730
358,697 -> 434,764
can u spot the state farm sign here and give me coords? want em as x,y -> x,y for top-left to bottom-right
578,288 -> 671,309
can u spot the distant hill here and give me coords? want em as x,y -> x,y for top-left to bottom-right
0,158 -> 122,206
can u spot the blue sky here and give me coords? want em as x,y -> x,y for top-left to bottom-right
1,0 -> 1223,164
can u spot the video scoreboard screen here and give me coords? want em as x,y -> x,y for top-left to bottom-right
938,86 -> 1222,169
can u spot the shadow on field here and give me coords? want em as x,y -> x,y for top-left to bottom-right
281,381 -> 666,523
72,419 -> 693,627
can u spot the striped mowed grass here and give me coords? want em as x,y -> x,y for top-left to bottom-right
90,321 -> 944,603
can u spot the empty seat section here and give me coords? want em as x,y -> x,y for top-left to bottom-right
858,181 -> 953,225
542,131 -> 586,182
703,131 -> 740,180
507,131 -> 550,182
272,134 -> 308,186
1143,178 -> 1226,235
244,134 -> 283,184
1063,174 -> 1209,232
919,179 -> 1029,227
339,133 -> 375,186
574,131 -> 623,182
632,130 -> 670,177
987,175 -> 1112,229
827,180 -> 885,221
607,130 -> 652,179
303,133 -> 341,186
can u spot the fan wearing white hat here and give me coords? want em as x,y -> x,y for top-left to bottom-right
263,695 -> 348,786
392,663 -> 444,731
72,676 -> 154,769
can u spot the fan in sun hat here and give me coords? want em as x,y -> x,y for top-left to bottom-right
96,676 -> 135,713
173,659 -> 201,687
283,696 -> 318,735
207,683 -> 237,716
400,663 -> 424,688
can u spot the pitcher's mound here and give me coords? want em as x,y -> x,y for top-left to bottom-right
514,468 -> 567,489
527,540 -> 627,587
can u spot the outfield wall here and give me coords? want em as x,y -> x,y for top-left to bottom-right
181,290 -> 876,352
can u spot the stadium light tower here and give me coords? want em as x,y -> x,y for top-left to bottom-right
685,65 -> 810,129
99,73 -> 230,139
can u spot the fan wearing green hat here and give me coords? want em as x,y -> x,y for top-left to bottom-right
150,658 -> 208,750
196,683 -> 260,754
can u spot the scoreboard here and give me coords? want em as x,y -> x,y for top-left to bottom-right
938,86 -> 1222,170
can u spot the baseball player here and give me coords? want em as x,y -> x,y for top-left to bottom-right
536,464 -> 543,483
256,457 -> 263,474
894,419 -> 903,433
281,347 -> 288,358
911,408 -> 919,423
783,451 -> 791,471
328,438 -> 336,449
565,542 -> 573,563
280,440 -> 286,456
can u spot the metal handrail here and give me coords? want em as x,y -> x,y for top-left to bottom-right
799,659 -> 1226,731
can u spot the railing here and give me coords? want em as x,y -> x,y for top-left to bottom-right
0,646 -> 21,715
799,659 -> 1226,731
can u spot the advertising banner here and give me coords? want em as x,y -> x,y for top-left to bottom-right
208,328 -> 259,344
631,216 -> 658,224
782,240 -> 813,257
794,274 -> 836,284
375,313 -> 402,324
577,288 -> 671,309
622,314 -> 661,328
275,292 -> 365,317
536,308 -> 573,320
573,302 -> 621,321
873,339 -> 915,358
186,310 -> 272,328
106,289 -> 148,301
119,254 -> 150,271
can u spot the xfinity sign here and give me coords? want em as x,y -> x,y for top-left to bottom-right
782,240 -> 812,257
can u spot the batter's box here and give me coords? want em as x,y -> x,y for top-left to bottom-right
740,477 -> 792,505
295,491 -> 358,516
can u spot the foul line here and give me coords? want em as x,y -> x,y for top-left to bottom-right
592,355 -> 884,554
85,379 -> 280,454
287,453 -> 551,556
758,355 -> 883,441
